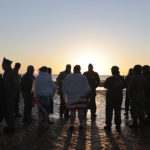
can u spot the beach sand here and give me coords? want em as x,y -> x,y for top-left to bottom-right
0,89 -> 150,150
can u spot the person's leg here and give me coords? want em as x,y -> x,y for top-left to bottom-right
4,98 -> 15,133
114,101 -> 122,130
130,100 -> 138,127
83,98 -> 89,119
78,109 -> 84,127
47,96 -> 54,124
70,110 -> 76,127
90,92 -> 96,118
138,101 -> 145,126
23,94 -> 28,123
64,106 -> 69,119
59,93 -> 65,118
15,90 -> 21,117
23,93 -> 32,124
105,98 -> 113,129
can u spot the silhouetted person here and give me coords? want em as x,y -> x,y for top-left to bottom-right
62,65 -> 91,129
0,74 -> 5,123
143,65 -> 150,78
21,65 -> 34,125
104,66 -> 124,131
124,68 -> 134,118
83,64 -> 100,119
57,64 -> 71,118
35,66 -> 56,127
129,65 -> 147,127
142,65 -> 150,118
2,57 -> 19,134
13,63 -> 21,117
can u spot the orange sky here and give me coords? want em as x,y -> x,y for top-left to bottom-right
0,1 -> 150,75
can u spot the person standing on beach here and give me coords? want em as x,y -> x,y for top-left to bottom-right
142,65 -> 150,119
124,68 -> 134,118
35,66 -> 56,127
62,65 -> 91,129
129,65 -> 147,127
2,58 -> 19,134
21,65 -> 35,125
13,63 -> 22,117
83,64 -> 100,119
57,64 -> 71,119
104,66 -> 124,131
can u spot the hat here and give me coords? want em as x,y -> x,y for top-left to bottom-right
2,57 -> 13,65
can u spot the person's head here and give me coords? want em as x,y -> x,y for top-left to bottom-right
2,57 -> 12,71
39,66 -> 48,73
88,64 -> 93,72
73,65 -> 81,73
27,65 -> 34,75
128,68 -> 134,76
48,68 -> 52,75
65,64 -> 71,73
143,65 -> 149,75
14,63 -> 21,71
133,65 -> 142,74
111,66 -> 119,75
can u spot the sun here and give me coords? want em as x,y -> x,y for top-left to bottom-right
71,49 -> 107,74
79,57 -> 100,73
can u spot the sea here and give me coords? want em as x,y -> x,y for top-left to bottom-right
52,74 -> 110,82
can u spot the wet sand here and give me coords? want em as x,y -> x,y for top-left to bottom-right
1,89 -> 150,150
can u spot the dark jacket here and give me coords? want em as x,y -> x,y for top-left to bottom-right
3,69 -> 19,100
129,74 -> 147,101
83,71 -> 100,92
21,73 -> 34,95
57,71 -> 70,90
104,75 -> 123,101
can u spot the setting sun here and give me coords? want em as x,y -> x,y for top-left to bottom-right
69,47 -> 110,74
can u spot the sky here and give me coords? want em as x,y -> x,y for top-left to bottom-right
0,0 -> 150,75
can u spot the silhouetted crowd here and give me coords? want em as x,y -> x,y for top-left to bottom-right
0,57 -> 150,134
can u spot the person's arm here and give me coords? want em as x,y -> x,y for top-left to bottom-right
56,73 -> 62,85
62,77 -> 67,95
95,73 -> 100,88
104,78 -> 109,89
